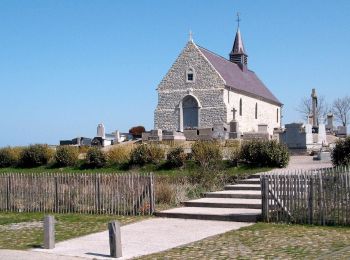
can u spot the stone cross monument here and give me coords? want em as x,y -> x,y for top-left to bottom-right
311,88 -> 318,127
229,107 -> 239,139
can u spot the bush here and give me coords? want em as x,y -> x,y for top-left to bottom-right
54,146 -> 79,167
85,147 -> 107,168
19,144 -> 53,168
191,140 -> 222,169
166,146 -> 187,168
129,126 -> 146,139
240,140 -> 289,168
107,145 -> 133,166
130,143 -> 165,166
331,137 -> 350,166
0,147 -> 22,167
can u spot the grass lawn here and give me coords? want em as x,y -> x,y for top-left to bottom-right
0,161 -> 272,178
0,212 -> 149,250
139,222 -> 350,259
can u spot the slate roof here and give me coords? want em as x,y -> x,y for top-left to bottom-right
198,46 -> 282,106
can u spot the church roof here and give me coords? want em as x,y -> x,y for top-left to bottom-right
198,46 -> 282,106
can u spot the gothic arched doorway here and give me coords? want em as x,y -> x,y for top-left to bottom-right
182,95 -> 199,129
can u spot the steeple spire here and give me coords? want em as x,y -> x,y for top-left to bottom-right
229,12 -> 248,69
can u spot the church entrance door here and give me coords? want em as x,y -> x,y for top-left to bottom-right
182,95 -> 199,129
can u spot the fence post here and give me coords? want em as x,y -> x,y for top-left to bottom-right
261,176 -> 269,222
149,173 -> 155,214
308,177 -> 314,224
108,221 -> 122,258
6,176 -> 11,211
54,177 -> 59,213
96,174 -> 101,213
44,215 -> 55,249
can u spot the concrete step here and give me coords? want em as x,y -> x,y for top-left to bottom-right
224,184 -> 261,191
182,198 -> 261,209
155,207 -> 261,222
238,178 -> 260,185
205,190 -> 262,199
248,174 -> 261,179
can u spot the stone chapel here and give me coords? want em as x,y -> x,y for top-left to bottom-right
154,22 -> 282,137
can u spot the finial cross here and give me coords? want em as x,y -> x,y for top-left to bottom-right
189,30 -> 193,42
236,12 -> 241,28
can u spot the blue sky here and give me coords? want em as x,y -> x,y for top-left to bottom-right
1,0 -> 349,146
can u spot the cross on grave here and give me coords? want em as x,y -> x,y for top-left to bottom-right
231,107 -> 237,121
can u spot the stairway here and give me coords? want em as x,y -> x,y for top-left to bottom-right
155,174 -> 262,222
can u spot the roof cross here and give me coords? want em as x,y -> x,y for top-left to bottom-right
189,30 -> 193,42
236,12 -> 241,28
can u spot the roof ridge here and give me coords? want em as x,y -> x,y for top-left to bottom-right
197,45 -> 254,73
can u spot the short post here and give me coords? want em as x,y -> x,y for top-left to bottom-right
261,177 -> 269,222
108,221 -> 122,258
44,215 -> 55,249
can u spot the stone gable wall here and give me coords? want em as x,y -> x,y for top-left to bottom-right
154,42 -> 227,130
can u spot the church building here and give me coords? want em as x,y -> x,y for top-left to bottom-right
154,22 -> 282,137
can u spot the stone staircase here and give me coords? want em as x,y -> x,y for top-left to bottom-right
155,174 -> 262,222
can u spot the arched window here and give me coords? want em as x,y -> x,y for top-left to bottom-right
255,103 -> 258,119
239,98 -> 242,116
277,108 -> 279,123
186,68 -> 195,83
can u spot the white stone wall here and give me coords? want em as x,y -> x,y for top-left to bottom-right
224,89 -> 281,136
155,41 -> 227,131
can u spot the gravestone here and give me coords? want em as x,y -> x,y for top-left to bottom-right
280,123 -> 306,149
97,123 -> 105,139
326,113 -> 334,132
149,129 -> 163,141
305,124 -> 313,146
212,123 -> 229,140
162,130 -> 186,141
258,124 -> 268,133
228,108 -> 240,139
337,126 -> 347,137
183,129 -> 199,140
317,122 -> 328,145
115,130 -> 121,143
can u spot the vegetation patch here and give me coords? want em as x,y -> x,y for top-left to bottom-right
140,223 -> 350,259
331,136 -> 350,166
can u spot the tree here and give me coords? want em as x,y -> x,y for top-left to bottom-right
297,95 -> 329,123
129,126 -> 146,138
332,96 -> 350,126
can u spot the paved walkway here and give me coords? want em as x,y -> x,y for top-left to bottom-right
31,218 -> 252,259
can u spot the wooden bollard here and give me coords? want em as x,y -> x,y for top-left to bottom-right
44,215 -> 55,249
108,221 -> 122,258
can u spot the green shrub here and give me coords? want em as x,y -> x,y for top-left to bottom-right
240,140 -> 289,168
107,144 -> 133,166
19,144 -> 53,168
130,143 -> 165,166
85,147 -> 107,168
54,146 -> 79,167
166,146 -> 187,168
331,137 -> 350,166
0,147 -> 22,167
191,140 -> 222,169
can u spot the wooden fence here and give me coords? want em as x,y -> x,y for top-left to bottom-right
0,173 -> 155,215
261,167 -> 350,226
